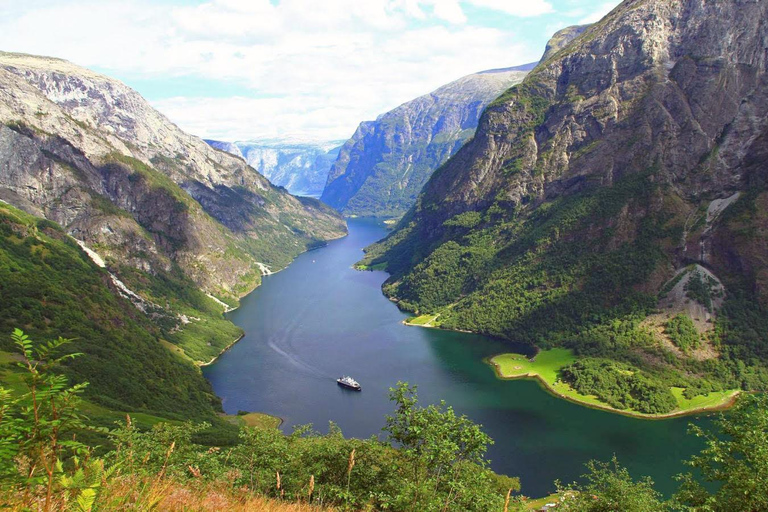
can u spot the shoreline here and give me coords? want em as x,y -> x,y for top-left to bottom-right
399,310 -> 741,420
197,334 -> 244,367
486,356 -> 741,420
401,319 -> 474,334
198,230 -> 349,368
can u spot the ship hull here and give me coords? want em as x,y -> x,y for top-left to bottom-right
337,380 -> 361,391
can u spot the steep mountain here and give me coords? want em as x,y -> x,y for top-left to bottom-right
0,201 -> 221,420
321,65 -> 533,218
539,25 -> 590,63
0,51 -> 345,418
207,139 -> 344,197
362,0 -> 768,409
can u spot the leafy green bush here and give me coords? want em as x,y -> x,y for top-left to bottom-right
674,394 -> 768,511
665,315 -> 700,353
557,457 -> 666,512
559,359 -> 678,414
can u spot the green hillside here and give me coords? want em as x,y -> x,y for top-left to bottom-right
0,202 -> 221,420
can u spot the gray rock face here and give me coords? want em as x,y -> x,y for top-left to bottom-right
539,24 -> 591,63
409,0 -> 768,222
370,0 -> 768,323
208,139 -> 343,197
0,51 -> 346,299
320,65 -> 532,217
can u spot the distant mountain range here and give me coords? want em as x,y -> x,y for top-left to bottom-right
206,139 -> 344,197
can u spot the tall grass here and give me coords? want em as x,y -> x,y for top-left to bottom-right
95,475 -> 335,511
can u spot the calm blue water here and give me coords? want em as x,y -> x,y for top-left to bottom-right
203,218 -> 707,497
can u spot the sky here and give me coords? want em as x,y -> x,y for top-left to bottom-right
0,0 -> 621,142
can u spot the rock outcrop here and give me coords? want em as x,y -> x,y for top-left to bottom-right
539,25 -> 590,63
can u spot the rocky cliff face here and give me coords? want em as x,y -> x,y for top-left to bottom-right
208,139 -> 343,197
0,51 -> 346,362
0,52 -> 345,288
364,0 -> 768,364
539,25 -> 590,63
321,65 -> 532,217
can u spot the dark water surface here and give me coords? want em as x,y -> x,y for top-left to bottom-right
204,218 -> 707,497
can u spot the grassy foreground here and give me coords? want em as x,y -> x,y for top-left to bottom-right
489,349 -> 739,418
2,474 -> 337,512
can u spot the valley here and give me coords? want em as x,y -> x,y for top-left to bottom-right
203,218 -> 710,498
1,0 -> 767,509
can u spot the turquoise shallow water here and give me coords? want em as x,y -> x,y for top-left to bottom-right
203,218 -> 709,498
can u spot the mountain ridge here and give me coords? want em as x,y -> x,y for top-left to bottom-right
360,0 -> 768,412
206,138 -> 345,197
320,64 -> 533,217
0,50 -> 346,420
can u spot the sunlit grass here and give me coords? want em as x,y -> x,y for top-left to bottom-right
225,412 -> 282,429
490,349 -> 739,417
405,314 -> 439,326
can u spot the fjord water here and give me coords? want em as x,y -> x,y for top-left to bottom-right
204,218 -> 706,497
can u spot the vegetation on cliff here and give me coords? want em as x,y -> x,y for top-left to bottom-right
0,204 -> 222,421
360,0 -> 768,413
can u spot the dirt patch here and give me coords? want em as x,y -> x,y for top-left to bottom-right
643,313 -> 719,362
657,264 -> 724,332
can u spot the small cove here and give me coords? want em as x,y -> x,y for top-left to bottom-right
203,218 -> 710,498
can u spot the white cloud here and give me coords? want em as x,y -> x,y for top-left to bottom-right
578,2 -> 617,24
465,0 -> 554,17
427,0 -> 468,24
0,0 -> 541,141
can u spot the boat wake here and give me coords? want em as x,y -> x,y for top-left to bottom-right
267,340 -> 329,379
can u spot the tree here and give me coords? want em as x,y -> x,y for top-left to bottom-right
0,329 -> 100,511
384,381 -> 516,512
674,393 -> 768,511
556,457 -> 667,512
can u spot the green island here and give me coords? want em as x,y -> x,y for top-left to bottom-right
489,349 -> 740,418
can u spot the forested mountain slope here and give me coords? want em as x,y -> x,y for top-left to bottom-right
0,51 -> 345,420
362,0 -> 768,411
0,202 -> 221,419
